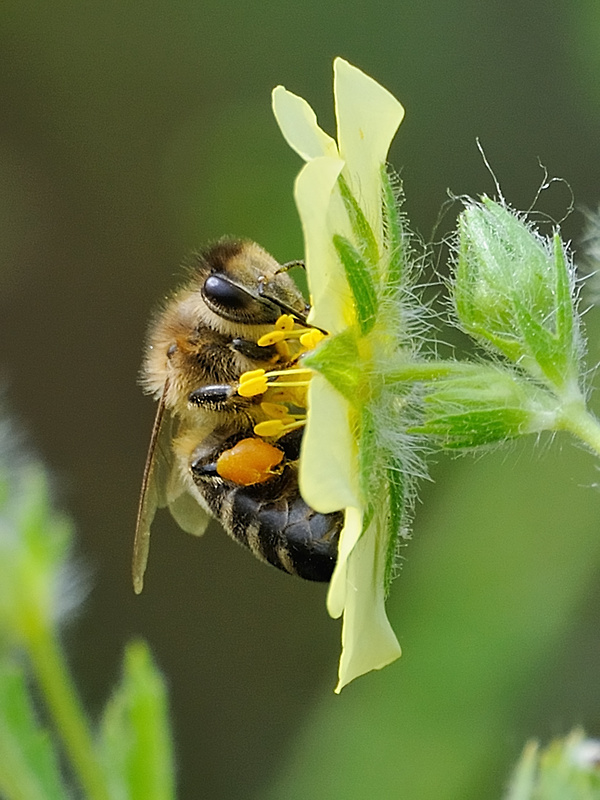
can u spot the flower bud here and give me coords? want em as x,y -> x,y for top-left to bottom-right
454,198 -> 581,390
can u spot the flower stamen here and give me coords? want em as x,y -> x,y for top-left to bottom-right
257,314 -> 326,352
253,418 -> 306,438
238,315 -> 327,439
238,367 -> 313,397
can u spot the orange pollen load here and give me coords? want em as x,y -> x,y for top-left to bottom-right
216,438 -> 284,486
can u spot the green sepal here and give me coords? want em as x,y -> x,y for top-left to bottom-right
418,407 -> 534,449
99,640 -> 175,800
513,295 -> 570,387
380,166 -> 408,293
303,328 -> 363,403
554,234 -> 574,350
384,458 -> 404,594
416,366 -> 556,448
0,661 -> 67,800
358,405 -> 377,501
333,234 -> 378,334
337,174 -> 379,267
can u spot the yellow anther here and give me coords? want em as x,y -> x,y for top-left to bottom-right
239,368 -> 266,383
257,330 -> 286,347
300,329 -> 326,350
261,402 -> 290,419
275,314 -> 295,331
254,419 -> 286,437
275,340 -> 291,359
238,375 -> 268,397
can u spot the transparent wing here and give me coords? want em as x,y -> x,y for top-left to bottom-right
164,420 -> 212,538
133,390 -> 214,593
167,488 -> 211,538
132,391 -> 172,594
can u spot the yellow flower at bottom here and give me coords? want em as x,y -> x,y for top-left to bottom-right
273,58 -> 406,691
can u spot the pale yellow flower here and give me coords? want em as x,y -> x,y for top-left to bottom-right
272,58 -> 405,691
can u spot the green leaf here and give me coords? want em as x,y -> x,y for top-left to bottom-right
0,661 -> 67,800
100,640 -> 175,800
333,234 -> 378,334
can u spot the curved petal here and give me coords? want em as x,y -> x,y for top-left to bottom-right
334,58 -> 405,238
299,375 -> 360,514
294,156 -> 353,334
326,505 -> 362,618
272,86 -> 338,162
334,517 -> 402,693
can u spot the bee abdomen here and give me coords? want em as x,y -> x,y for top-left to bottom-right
193,463 -> 342,582
225,482 -> 342,582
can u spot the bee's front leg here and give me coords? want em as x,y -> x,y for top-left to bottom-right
187,384 -> 252,412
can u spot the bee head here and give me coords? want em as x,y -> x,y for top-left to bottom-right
198,239 -> 308,326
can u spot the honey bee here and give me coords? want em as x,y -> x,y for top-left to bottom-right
133,239 -> 343,593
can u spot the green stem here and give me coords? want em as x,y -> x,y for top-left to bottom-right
556,401 -> 600,458
23,614 -> 110,800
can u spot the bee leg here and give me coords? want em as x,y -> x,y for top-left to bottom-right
190,459 -> 218,479
188,384 -> 237,410
230,338 -> 277,361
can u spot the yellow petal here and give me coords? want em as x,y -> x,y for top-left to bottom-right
272,86 -> 339,162
299,375 -> 360,514
326,505 -> 363,618
294,156 -> 353,334
334,57 -> 405,239
334,517 -> 402,693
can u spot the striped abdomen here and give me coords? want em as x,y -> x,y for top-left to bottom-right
190,434 -> 342,582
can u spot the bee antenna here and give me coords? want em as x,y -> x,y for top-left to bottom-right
257,273 -> 328,335
276,259 -> 305,274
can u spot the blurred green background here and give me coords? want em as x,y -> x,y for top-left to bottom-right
1,2 -> 600,798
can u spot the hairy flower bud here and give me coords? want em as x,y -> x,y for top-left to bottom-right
454,198 -> 581,391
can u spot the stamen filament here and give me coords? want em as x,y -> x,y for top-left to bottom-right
265,381 -> 310,388
265,368 -> 312,378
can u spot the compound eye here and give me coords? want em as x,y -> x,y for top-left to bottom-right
203,274 -> 249,310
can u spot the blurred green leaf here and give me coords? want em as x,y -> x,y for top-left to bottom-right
506,731 -> 600,800
0,465 -> 72,649
0,661 -> 67,800
100,640 -> 175,800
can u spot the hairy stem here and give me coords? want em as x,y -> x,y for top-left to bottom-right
556,400 -> 600,458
